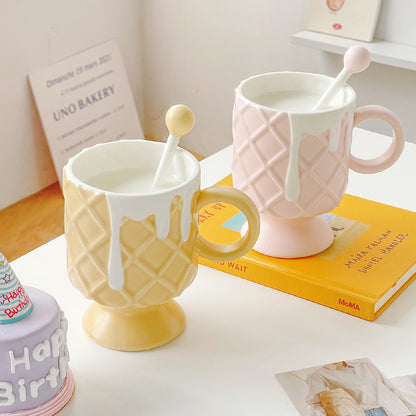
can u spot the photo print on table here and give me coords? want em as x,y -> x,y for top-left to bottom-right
275,358 -> 416,415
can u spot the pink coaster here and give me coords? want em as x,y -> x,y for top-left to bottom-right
1,370 -> 75,416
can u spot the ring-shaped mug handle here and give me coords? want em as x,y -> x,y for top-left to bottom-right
195,185 -> 260,261
350,105 -> 405,173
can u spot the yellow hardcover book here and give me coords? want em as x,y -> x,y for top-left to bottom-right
199,175 -> 416,321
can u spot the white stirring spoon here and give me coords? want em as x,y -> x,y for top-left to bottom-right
152,104 -> 195,188
313,45 -> 371,111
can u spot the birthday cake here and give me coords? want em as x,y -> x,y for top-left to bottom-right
0,254 -> 74,415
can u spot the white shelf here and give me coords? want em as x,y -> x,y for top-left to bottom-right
292,30 -> 416,72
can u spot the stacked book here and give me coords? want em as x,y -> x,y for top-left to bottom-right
199,175 -> 416,321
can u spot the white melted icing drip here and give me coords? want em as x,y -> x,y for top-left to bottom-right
66,146 -> 200,292
285,105 -> 354,202
105,176 -> 199,291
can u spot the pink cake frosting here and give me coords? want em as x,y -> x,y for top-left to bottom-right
0,370 -> 74,416
0,287 -> 74,414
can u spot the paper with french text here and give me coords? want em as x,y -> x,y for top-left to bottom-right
29,40 -> 143,185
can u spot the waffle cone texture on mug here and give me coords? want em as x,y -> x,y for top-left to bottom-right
232,96 -> 352,218
63,171 -> 199,308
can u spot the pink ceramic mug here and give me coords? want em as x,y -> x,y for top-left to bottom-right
232,72 -> 404,258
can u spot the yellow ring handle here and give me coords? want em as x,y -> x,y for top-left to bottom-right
196,185 -> 260,261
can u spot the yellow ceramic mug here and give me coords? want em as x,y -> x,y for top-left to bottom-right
63,139 -> 259,351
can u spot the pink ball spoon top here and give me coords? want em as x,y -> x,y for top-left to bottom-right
344,45 -> 371,73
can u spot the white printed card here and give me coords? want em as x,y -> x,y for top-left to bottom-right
29,40 -> 143,184
304,0 -> 382,42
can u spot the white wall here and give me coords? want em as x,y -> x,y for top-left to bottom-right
141,0 -> 416,158
140,0 -> 309,157
0,0 -> 143,210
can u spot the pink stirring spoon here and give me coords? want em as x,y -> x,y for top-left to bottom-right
313,45 -> 371,111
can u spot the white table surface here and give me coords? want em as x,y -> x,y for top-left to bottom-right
11,128 -> 416,415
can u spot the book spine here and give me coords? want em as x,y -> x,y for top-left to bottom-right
199,256 -> 376,321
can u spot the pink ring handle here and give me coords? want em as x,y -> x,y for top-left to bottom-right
350,105 -> 405,173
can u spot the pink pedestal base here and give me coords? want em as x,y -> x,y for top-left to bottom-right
246,214 -> 334,258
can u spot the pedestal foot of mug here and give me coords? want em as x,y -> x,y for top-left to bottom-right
244,214 -> 334,258
82,300 -> 185,351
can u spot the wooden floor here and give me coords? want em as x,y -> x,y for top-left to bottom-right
0,143 -> 203,262
0,182 -> 64,262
